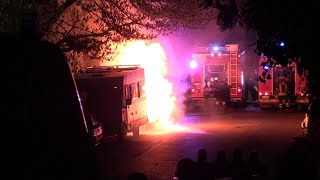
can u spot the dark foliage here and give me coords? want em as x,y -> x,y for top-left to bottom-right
208,0 -> 320,95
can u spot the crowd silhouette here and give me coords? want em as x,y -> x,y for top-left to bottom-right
174,148 -> 268,180
128,148 -> 268,180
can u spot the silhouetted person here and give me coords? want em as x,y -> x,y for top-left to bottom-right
248,150 -> 268,178
196,149 -> 214,180
278,78 -> 289,111
306,96 -> 320,138
282,144 -> 316,179
231,148 -> 250,180
175,158 -> 198,180
128,172 -> 148,180
214,150 -> 231,179
197,148 -> 207,163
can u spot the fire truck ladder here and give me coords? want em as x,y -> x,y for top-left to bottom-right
229,51 -> 238,95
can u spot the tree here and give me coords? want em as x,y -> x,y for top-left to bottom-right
207,0 -> 320,97
1,0 -> 215,72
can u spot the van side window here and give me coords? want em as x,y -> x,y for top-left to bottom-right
125,85 -> 131,99
139,81 -> 145,96
131,83 -> 138,98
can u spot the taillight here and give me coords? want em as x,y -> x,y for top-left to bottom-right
259,92 -> 270,96
191,88 -> 195,93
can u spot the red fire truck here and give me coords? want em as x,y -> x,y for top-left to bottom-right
258,56 -> 309,109
187,44 -> 245,110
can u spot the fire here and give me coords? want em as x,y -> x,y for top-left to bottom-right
107,40 -> 180,131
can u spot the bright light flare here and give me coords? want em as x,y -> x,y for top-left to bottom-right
109,41 -> 177,130
189,60 -> 198,69
139,121 -> 207,135
241,71 -> 244,85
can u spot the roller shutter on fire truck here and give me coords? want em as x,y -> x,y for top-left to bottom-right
188,44 -> 245,108
258,57 -> 309,109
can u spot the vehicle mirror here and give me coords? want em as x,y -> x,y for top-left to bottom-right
126,98 -> 132,105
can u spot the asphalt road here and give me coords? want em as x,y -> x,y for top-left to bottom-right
95,108 -> 305,180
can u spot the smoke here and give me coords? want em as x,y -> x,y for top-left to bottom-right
158,21 -> 257,115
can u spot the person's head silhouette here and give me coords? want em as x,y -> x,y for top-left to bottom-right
128,172 -> 147,180
216,150 -> 227,163
176,158 -> 197,179
197,148 -> 207,163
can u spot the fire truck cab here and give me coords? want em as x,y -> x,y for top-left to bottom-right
188,44 -> 245,110
258,57 -> 309,109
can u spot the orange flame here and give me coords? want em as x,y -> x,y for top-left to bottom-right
101,40 -> 183,131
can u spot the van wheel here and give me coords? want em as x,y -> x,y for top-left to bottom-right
117,133 -> 124,141
132,127 -> 140,137
117,125 -> 127,141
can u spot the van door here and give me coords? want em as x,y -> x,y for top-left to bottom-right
120,84 -> 131,137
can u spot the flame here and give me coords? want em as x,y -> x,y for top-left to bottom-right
105,40 -> 178,130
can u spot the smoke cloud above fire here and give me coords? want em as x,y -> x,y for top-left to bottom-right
158,21 -> 257,115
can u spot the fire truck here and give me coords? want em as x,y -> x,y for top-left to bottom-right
187,44 -> 245,111
258,56 -> 309,110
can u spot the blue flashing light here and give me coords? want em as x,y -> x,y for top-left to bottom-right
263,66 -> 269,70
280,42 -> 284,47
213,46 -> 219,51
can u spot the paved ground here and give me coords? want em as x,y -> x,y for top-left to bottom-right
94,108 -> 305,180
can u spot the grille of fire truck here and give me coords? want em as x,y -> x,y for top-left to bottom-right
229,52 -> 238,95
